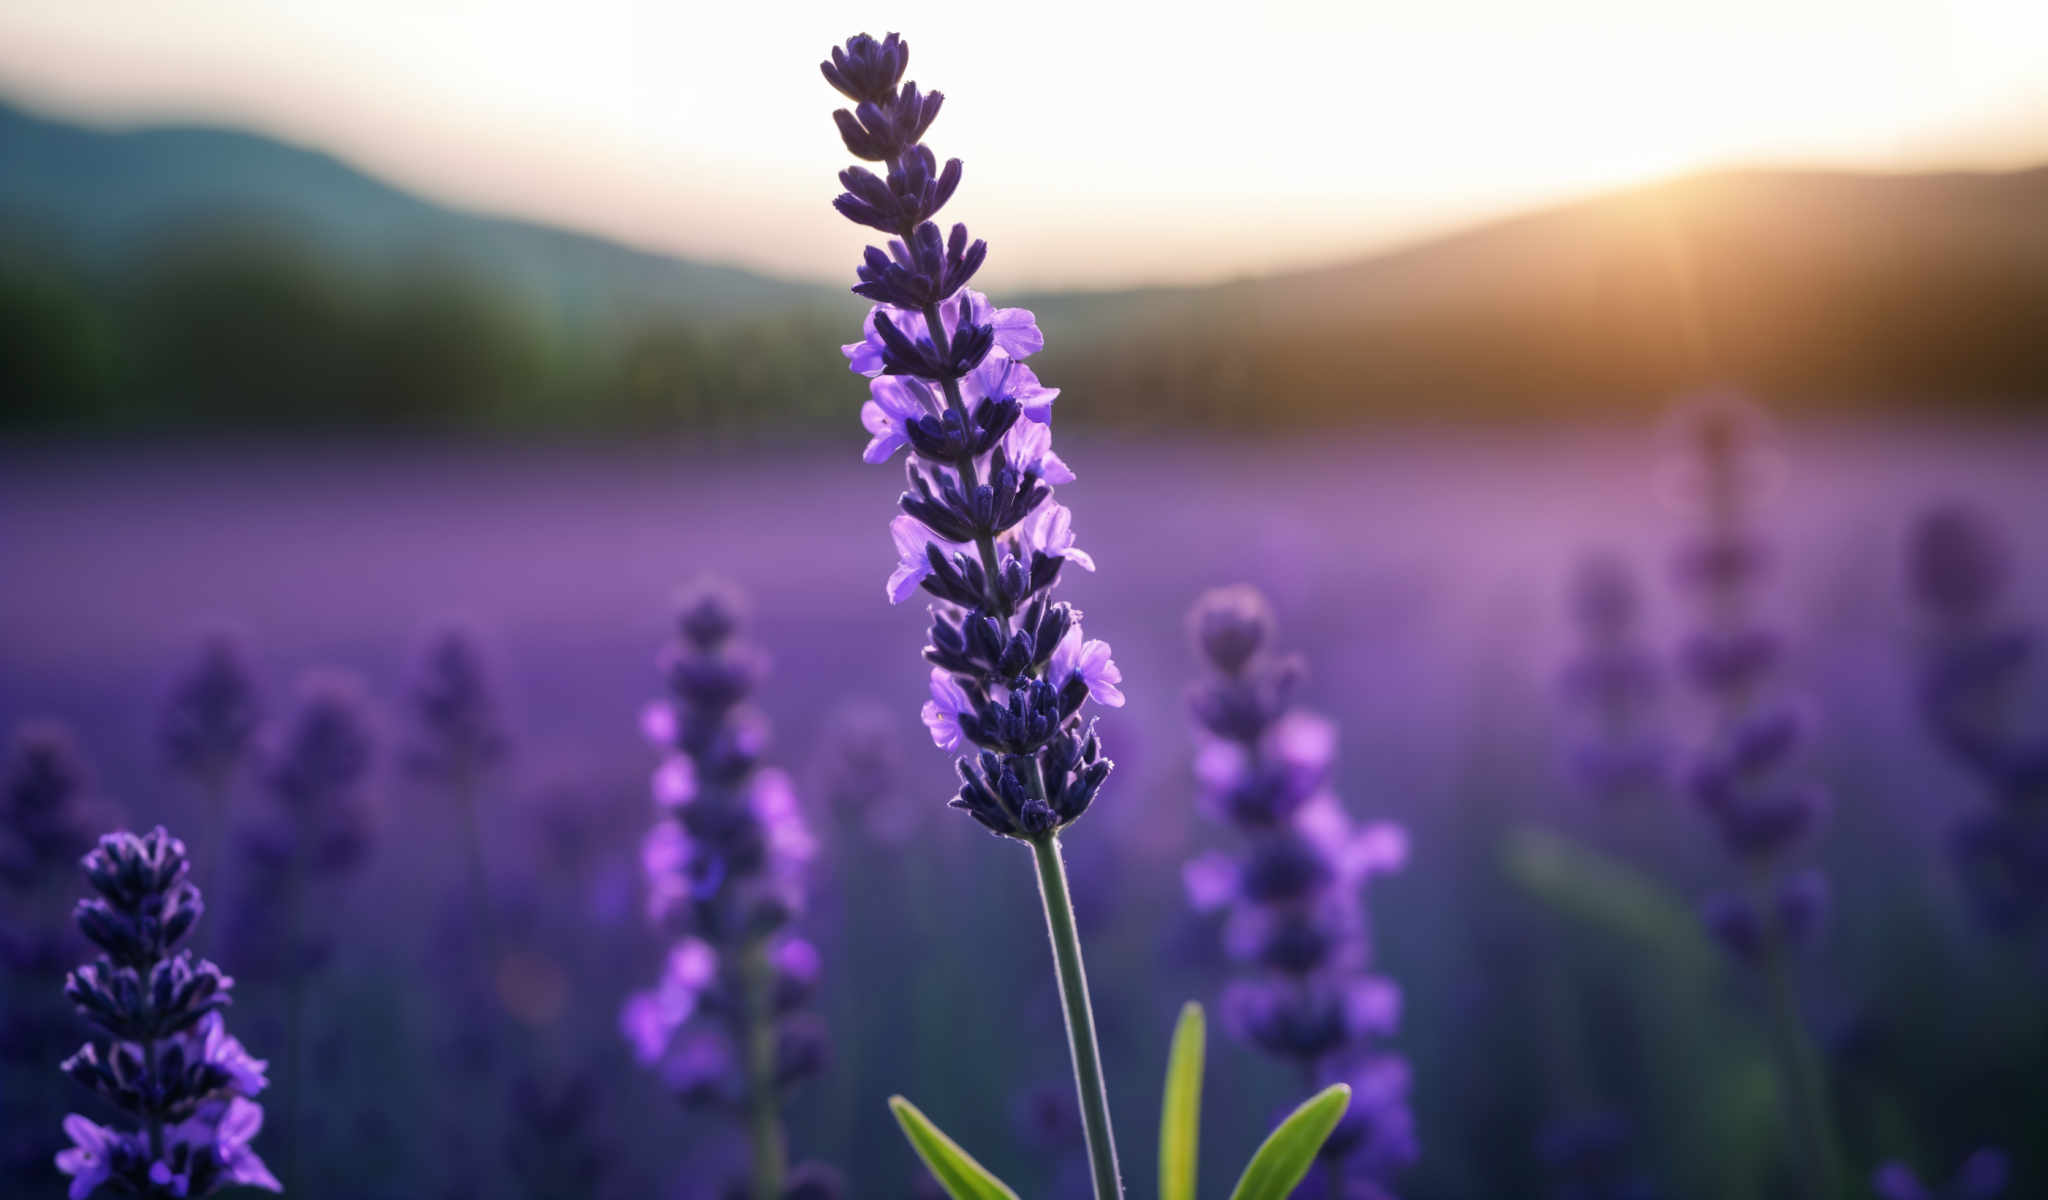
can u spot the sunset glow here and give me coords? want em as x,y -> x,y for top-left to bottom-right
3,0 -> 2044,287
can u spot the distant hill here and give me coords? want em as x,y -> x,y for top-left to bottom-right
1025,165 -> 2048,423
0,97 -> 843,327
2,95 -> 2043,432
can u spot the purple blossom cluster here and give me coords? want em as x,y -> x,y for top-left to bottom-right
1906,504 -> 2048,936
1560,554 -> 1669,804
402,626 -> 511,789
3,724 -> 112,1185
3,722 -> 105,897
222,673 -> 380,979
57,826 -> 279,1198
160,634 -> 262,793
621,581 -> 832,1199
822,31 -> 1121,841
1182,585 -> 1417,1197
1665,395 -> 1830,962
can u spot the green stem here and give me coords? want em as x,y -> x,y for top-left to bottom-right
1029,834 -> 1123,1199
742,938 -> 789,1200
1762,946 -> 1844,1200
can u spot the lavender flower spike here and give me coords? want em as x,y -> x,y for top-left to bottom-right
1559,553 -> 1669,806
622,581 -> 833,1200
1664,392 -> 1842,1197
822,31 -> 1125,1197
59,826 -> 280,1198
1185,585 -> 1418,1198
1905,504 -> 2048,938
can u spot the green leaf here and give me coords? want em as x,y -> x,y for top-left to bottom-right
1158,1001 -> 1206,1200
1500,826 -> 1717,971
888,1095 -> 1020,1200
1227,1083 -> 1351,1200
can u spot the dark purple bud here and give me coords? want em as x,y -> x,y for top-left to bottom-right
2,721 -> 101,890
1189,584 -> 1276,674
677,578 -> 749,650
1702,891 -> 1764,963
1909,504 -> 2010,623
819,32 -> 909,105
403,625 -> 509,783
161,633 -> 261,780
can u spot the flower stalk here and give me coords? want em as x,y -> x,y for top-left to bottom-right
1031,833 -> 1123,1199
819,29 -> 1129,1198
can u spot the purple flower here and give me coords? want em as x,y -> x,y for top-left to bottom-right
402,625 -> 510,784
888,514 -> 968,605
620,936 -> 717,1064
1017,502 -> 1096,573
1906,502 -> 2047,934
1183,585 -> 1415,1192
841,290 -> 1042,378
1665,393 -> 1828,963
624,579 -> 828,1188
161,633 -> 261,782
1050,627 -> 1124,708
861,376 -> 939,463
1001,418 -> 1073,485
55,1116 -> 118,1200
921,668 -> 973,751
2,721 -> 103,893
58,828 -> 278,1198
966,352 -> 1058,423
826,32 -> 1121,842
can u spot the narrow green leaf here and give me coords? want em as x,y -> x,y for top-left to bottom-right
888,1095 -> 1020,1200
1500,826 -> 1717,971
1228,1083 -> 1351,1200
1158,1001 -> 1206,1200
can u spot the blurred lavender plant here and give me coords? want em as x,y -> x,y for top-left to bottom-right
1905,505 -> 2048,938
3,723 -> 109,1185
621,582 -> 831,1200
1871,1149 -> 2009,1200
1559,555 -> 1669,809
57,826 -> 279,1197
821,30 -> 1128,1198
1665,393 -> 1842,1196
160,633 -> 262,886
5,723 -> 109,899
811,700 -> 914,847
402,628 -> 513,1200
226,671 -> 378,1189
1182,585 -> 1418,1198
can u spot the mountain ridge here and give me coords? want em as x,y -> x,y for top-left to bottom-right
4,96 -> 2044,430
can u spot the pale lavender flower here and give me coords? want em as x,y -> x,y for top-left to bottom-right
1184,584 -> 1417,1195
624,580 -> 829,1192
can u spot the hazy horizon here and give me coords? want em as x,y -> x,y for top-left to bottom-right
4,0 -> 2045,290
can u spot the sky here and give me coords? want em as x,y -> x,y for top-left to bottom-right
2,1 -> 2045,290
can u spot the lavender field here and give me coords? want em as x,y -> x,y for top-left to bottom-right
4,426 -> 2046,1198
